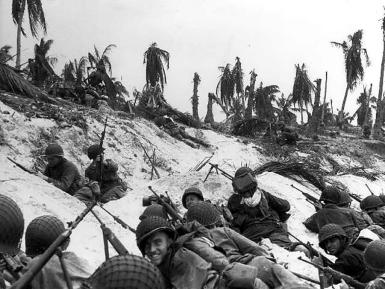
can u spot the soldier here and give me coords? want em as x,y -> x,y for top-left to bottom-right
139,204 -> 168,221
360,195 -> 385,229
37,143 -> 83,195
0,194 -> 28,286
84,144 -> 127,203
24,215 -> 92,289
184,201 -> 310,289
227,167 -> 292,247
303,186 -> 369,239
135,216 -> 271,289
81,254 -> 165,289
182,187 -> 232,225
363,240 -> 385,289
318,223 -> 376,283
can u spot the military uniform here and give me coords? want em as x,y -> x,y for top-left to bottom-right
85,158 -> 127,203
44,158 -> 83,196
227,191 -> 291,247
364,240 -> 385,289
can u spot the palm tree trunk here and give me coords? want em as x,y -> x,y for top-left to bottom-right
16,1 -> 26,69
309,79 -> 322,133
192,80 -> 199,121
373,34 -> 385,139
341,67 -> 352,115
204,93 -> 214,124
363,83 -> 372,126
245,82 -> 255,120
320,71 -> 328,124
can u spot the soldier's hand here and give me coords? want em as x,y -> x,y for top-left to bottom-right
35,171 -> 48,181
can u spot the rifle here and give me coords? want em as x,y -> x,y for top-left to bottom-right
204,163 -> 233,182
148,186 -> 183,222
349,193 -> 362,203
286,231 -> 333,265
365,184 -> 374,195
10,202 -> 96,289
291,184 -> 322,211
0,254 -> 23,281
7,158 -> 35,174
99,117 -> 108,189
98,204 -> 136,233
91,210 -> 129,259
298,256 -> 367,289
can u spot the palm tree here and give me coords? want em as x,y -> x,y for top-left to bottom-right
143,42 -> 169,91
191,72 -> 201,121
292,63 -> 315,124
12,0 -> 47,69
0,45 -> 13,63
331,30 -> 370,118
232,57 -> 244,111
353,85 -> 375,127
216,64 -> 234,111
245,70 -> 257,119
62,56 -> 88,86
275,93 -> 295,124
88,44 -> 116,76
30,38 -> 57,86
373,12 -> 385,139
204,93 -> 215,124
254,82 -> 280,121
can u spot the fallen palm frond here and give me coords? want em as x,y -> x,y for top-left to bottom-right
232,117 -> 269,137
338,167 -> 379,181
253,161 -> 325,190
0,63 -> 44,99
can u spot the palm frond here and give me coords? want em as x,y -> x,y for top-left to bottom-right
26,0 -> 47,38
0,63 -> 44,98
102,44 -> 116,56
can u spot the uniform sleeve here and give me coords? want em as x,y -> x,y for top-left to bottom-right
170,248 -> 215,289
303,214 -> 319,233
264,192 -> 290,213
47,164 -> 77,192
226,228 -> 269,257
227,194 -> 247,231
331,253 -> 363,280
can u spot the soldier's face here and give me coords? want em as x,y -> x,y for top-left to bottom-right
145,231 -> 172,266
46,156 -> 61,167
185,195 -> 201,209
324,237 -> 341,255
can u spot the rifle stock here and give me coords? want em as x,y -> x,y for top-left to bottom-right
10,202 -> 96,289
298,256 -> 367,289
91,210 -> 129,256
148,186 -> 183,222
291,184 -> 322,210
7,158 -> 35,175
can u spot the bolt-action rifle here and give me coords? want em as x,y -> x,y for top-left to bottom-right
298,256 -> 367,289
91,209 -> 129,260
148,186 -> 183,222
98,204 -> 136,233
99,117 -> 108,189
291,184 -> 322,211
7,157 -> 35,175
10,202 -> 96,289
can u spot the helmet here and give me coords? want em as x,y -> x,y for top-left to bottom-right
84,254 -> 165,289
364,240 -> 385,273
318,224 -> 347,249
360,195 -> 384,211
319,186 -> 340,204
182,187 -> 204,208
87,144 -> 102,160
25,215 -> 66,257
234,166 -> 253,178
44,143 -> 64,157
337,190 -> 352,207
136,216 -> 175,255
0,195 -> 24,255
139,204 -> 168,220
186,201 -> 221,227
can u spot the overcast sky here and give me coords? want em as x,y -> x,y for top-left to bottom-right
1,0 -> 384,121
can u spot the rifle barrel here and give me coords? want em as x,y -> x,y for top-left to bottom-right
148,186 -> 183,222
10,202 -> 96,289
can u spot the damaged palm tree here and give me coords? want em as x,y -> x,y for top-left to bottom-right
331,30 -> 370,123
292,64 -> 315,124
144,43 -> 169,92
29,38 -> 57,87
275,93 -> 296,124
254,82 -> 280,121
216,64 -> 234,114
204,93 -> 215,124
245,70 -> 257,119
12,0 -> 47,68
232,57 -> 244,114
191,72 -> 200,121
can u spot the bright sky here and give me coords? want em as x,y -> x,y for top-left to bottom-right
1,0 -> 384,121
